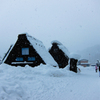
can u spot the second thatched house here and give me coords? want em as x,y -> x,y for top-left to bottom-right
49,40 -> 70,68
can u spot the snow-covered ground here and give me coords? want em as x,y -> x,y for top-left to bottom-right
0,64 -> 100,100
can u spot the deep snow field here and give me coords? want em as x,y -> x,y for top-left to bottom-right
0,64 -> 100,100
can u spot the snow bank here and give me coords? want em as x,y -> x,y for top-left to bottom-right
0,64 -> 77,100
0,64 -> 28,100
26,64 -> 76,77
0,63 -> 99,100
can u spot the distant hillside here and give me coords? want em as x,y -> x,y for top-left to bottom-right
78,45 -> 100,64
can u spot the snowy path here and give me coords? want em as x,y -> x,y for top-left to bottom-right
64,69 -> 100,100
33,68 -> 100,100
0,64 -> 100,100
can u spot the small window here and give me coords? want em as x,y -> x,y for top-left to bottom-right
28,57 -> 35,61
16,57 -> 23,61
22,48 -> 29,55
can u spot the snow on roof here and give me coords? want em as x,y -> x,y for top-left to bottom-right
69,53 -> 81,60
51,40 -> 62,45
51,40 -> 70,57
51,40 -> 81,60
26,34 -> 58,66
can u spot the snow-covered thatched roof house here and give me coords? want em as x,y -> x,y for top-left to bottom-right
49,40 -> 70,68
3,33 -> 58,67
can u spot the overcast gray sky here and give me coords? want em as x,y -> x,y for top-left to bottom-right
0,0 -> 100,57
